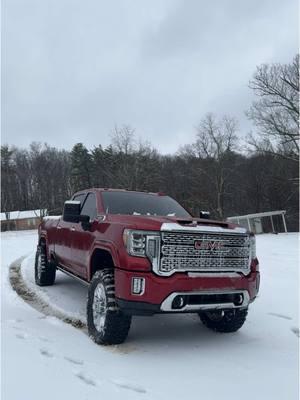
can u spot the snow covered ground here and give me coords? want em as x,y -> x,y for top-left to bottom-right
1,230 -> 299,400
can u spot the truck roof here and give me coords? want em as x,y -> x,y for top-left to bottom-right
73,188 -> 165,196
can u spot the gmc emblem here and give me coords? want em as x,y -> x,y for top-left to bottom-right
194,240 -> 224,251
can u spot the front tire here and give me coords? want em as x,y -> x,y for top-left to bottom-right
35,244 -> 56,286
199,308 -> 248,333
87,269 -> 131,345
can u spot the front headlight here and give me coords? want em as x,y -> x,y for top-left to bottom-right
123,230 -> 147,257
123,230 -> 160,262
250,234 -> 256,259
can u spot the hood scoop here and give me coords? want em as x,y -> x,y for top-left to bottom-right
176,219 -> 198,226
176,218 -> 229,229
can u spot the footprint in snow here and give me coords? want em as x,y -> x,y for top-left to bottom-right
64,356 -> 84,365
74,371 -> 96,386
39,336 -> 52,343
291,327 -> 300,338
15,332 -> 28,339
9,319 -> 23,330
40,348 -> 54,358
12,325 -> 23,331
8,318 -> 23,324
112,379 -> 147,394
268,312 -> 292,320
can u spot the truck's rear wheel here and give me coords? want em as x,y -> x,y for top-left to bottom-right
35,245 -> 56,286
87,269 -> 131,345
199,308 -> 248,333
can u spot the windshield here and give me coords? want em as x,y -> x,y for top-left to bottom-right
102,191 -> 191,218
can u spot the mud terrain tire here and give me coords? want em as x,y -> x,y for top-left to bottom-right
35,245 -> 56,286
199,308 -> 248,333
87,269 -> 131,345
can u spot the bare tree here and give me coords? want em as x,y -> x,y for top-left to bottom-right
195,113 -> 239,159
110,125 -> 135,155
193,114 -> 239,219
108,125 -> 161,191
247,54 -> 299,161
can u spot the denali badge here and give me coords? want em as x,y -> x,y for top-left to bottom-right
194,240 -> 224,251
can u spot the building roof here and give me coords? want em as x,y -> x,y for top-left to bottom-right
0,209 -> 47,221
227,210 -> 286,220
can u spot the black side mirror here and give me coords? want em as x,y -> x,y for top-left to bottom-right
200,211 -> 210,219
79,214 -> 91,231
63,201 -> 81,223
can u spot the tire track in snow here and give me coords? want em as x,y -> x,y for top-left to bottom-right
8,256 -> 136,355
9,256 -> 86,330
268,312 -> 293,320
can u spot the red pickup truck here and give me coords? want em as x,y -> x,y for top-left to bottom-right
35,188 -> 260,345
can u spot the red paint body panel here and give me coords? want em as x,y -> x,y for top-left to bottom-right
38,188 -> 259,313
115,268 -> 259,305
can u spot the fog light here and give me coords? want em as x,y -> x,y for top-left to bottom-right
172,295 -> 186,309
235,294 -> 244,306
131,277 -> 145,295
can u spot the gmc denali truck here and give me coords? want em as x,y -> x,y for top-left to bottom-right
35,189 -> 260,345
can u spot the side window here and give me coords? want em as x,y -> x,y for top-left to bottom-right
73,194 -> 86,207
80,193 -> 97,220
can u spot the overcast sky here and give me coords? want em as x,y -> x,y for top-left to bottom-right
2,0 -> 299,154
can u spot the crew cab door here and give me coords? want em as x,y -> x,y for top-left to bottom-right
69,192 -> 98,278
55,193 -> 86,269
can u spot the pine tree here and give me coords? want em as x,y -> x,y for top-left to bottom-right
70,143 -> 92,192
1,146 -> 18,216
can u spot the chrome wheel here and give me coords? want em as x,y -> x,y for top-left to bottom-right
87,269 -> 131,345
92,283 -> 107,332
37,253 -> 42,280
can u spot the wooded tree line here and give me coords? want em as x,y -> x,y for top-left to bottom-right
1,55 -> 299,230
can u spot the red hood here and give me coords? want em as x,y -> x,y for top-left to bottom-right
106,214 -> 238,231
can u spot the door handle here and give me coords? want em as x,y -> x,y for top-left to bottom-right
57,226 -> 62,230
70,227 -> 76,231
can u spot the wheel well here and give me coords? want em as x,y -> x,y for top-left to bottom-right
39,237 -> 46,247
90,249 -> 114,279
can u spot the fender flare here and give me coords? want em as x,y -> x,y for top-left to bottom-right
88,240 -> 120,280
38,230 -> 50,258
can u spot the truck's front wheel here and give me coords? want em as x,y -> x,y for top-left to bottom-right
87,269 -> 131,345
199,308 -> 248,333
35,245 -> 56,286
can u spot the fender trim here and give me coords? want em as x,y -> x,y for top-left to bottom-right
88,241 -> 119,281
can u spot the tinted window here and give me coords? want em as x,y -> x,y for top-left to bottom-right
102,192 -> 191,217
81,193 -> 97,220
73,194 -> 86,207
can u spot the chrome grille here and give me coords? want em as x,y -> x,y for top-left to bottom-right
160,231 -> 250,275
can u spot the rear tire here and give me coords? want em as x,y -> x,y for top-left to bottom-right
199,308 -> 248,333
35,244 -> 56,286
87,269 -> 131,345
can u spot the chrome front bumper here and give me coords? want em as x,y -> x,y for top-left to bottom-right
160,290 -> 250,312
